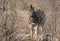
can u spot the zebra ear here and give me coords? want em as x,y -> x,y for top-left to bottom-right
30,5 -> 33,9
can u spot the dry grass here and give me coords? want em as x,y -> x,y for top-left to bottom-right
0,0 -> 60,41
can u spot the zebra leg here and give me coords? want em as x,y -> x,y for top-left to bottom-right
32,26 -> 34,39
37,25 -> 43,41
31,24 -> 35,40
31,24 -> 37,40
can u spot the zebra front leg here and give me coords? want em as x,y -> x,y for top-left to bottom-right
31,24 -> 37,40
32,26 -> 34,40
37,25 -> 43,41
31,24 -> 35,40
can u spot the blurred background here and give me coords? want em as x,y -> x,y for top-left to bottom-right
0,0 -> 60,41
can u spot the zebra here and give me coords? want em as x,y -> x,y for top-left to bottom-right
29,5 -> 46,40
